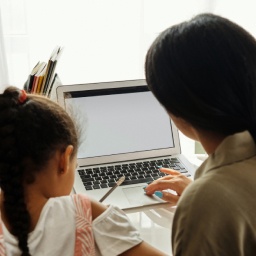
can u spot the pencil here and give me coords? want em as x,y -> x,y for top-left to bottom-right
99,176 -> 125,203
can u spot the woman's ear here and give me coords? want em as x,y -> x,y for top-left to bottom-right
59,145 -> 74,174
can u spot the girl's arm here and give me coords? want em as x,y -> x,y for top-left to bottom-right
119,241 -> 167,256
91,199 -> 167,256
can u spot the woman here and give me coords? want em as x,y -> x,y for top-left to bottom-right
144,13 -> 256,255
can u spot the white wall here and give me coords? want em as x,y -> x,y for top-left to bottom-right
2,0 -> 256,87
1,0 -> 212,87
2,0 -> 256,155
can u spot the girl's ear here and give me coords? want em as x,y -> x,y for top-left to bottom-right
59,145 -> 74,174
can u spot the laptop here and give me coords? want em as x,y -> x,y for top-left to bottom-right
56,79 -> 196,210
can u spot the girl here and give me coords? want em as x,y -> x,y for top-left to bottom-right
0,87 -> 165,256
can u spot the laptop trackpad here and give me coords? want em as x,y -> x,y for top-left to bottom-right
122,185 -> 165,207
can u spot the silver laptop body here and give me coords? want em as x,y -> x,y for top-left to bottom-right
56,79 -> 195,210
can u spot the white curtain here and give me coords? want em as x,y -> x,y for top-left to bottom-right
0,6 -> 9,93
2,0 -> 256,92
3,0 -> 256,156
0,0 -> 214,156
0,0 -> 215,88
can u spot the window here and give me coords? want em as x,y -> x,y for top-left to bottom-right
1,0 -> 212,87
3,0 -> 255,156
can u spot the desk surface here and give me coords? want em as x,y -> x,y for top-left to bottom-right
124,154 -> 204,255
125,204 -> 175,255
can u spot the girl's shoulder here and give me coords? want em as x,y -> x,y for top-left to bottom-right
71,194 -> 92,222
46,194 -> 92,221
47,194 -> 91,209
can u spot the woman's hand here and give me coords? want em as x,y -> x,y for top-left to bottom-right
144,168 -> 192,206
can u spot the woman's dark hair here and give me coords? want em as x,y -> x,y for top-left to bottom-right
0,87 -> 78,255
145,13 -> 256,140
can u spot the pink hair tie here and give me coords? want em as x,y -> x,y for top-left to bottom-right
18,89 -> 27,104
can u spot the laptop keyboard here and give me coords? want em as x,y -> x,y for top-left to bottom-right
77,157 -> 191,191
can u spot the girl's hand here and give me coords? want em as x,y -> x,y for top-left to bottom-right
144,168 -> 192,205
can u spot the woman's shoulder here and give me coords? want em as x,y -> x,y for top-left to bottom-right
177,173 -> 233,214
176,165 -> 255,226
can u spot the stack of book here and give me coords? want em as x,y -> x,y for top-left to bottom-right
24,46 -> 63,97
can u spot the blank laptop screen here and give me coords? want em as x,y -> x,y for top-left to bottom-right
64,86 -> 174,159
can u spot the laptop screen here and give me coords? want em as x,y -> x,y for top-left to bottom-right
64,86 -> 174,159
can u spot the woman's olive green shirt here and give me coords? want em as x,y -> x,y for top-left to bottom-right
172,131 -> 256,256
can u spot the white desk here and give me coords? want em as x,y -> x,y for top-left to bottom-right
125,204 -> 175,255
72,154 -> 204,255
124,154 -> 204,255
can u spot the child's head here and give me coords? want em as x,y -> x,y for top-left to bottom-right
0,86 -> 78,255
145,13 -> 256,140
